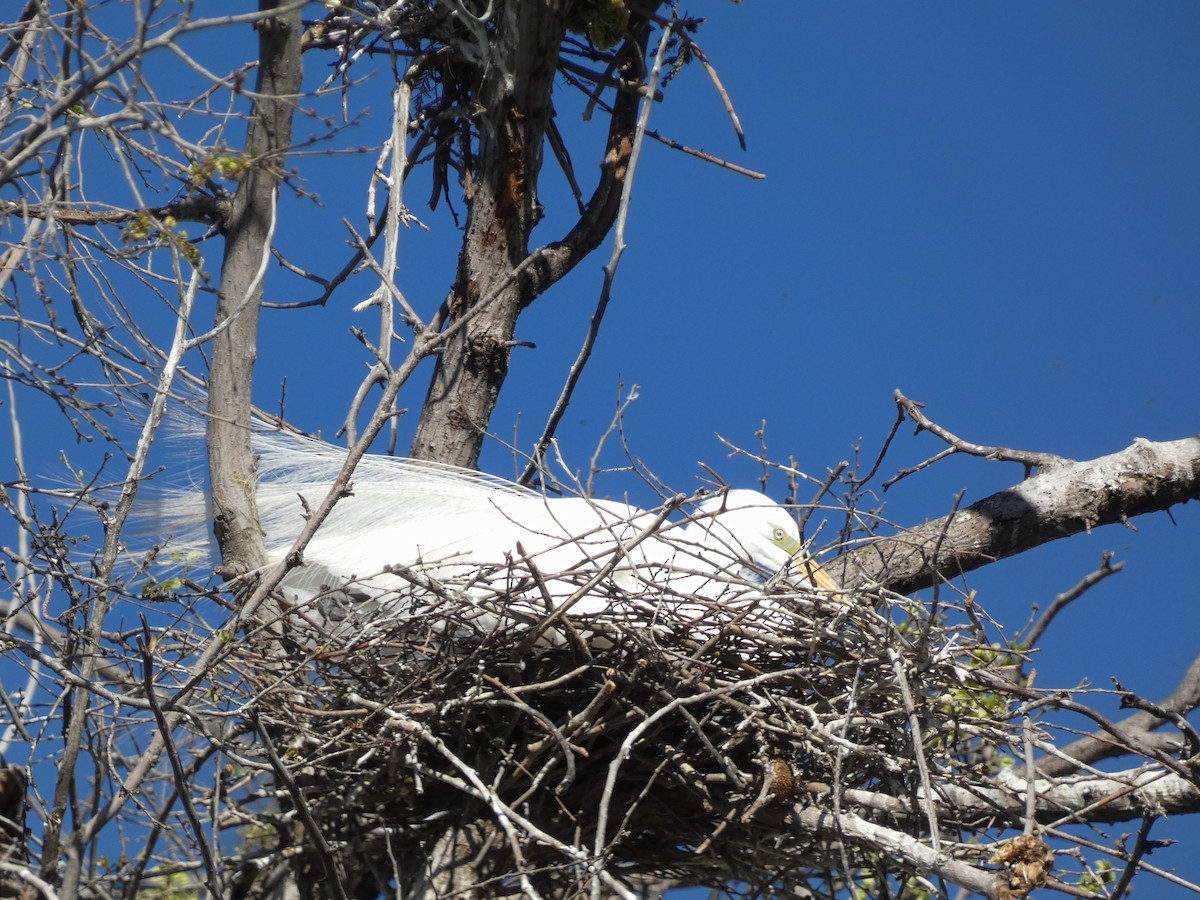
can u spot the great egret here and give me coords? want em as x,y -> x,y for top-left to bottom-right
150,422 -> 838,647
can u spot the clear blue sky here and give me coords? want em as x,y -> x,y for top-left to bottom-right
6,3 -> 1199,894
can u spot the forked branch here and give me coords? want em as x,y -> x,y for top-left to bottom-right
838,417 -> 1199,596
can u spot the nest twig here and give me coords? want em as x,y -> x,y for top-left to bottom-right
205,563 -> 1030,898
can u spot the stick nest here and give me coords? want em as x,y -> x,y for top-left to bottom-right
217,569 -> 1025,898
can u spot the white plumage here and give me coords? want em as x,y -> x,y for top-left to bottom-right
150,422 -> 838,647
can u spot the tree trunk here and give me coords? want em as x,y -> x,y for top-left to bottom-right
408,0 -> 567,468
208,2 -> 303,585
407,815 -> 500,899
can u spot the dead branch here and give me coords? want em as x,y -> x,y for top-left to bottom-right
836,435 -> 1200,595
519,21 -> 676,484
888,389 -> 1065,484
1040,653 -> 1200,778
1022,552 -> 1125,648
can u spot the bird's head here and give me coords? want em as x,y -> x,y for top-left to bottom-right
688,489 -> 838,590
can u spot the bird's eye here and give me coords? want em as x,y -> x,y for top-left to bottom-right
772,527 -> 785,542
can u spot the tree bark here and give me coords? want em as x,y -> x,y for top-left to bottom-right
407,1 -> 567,468
835,436 -> 1200,595
408,3 -> 654,468
203,8 -> 308,898
208,2 -> 303,583
407,815 -> 499,899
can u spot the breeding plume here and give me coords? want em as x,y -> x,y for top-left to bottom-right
152,422 -> 838,645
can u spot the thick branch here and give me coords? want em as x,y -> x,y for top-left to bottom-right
785,767 -> 1200,894
408,0 -> 572,467
796,763 -> 1200,830
520,33 -> 645,302
789,807 -> 1005,898
836,436 -> 1200,594
981,767 -> 1200,824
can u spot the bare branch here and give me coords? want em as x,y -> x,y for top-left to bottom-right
1023,552 -> 1125,648
1038,652 -> 1200,778
788,806 -> 1005,898
520,18 -> 676,484
888,390 -> 1065,484
838,434 -> 1200,594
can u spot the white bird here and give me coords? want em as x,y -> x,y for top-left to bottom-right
652,490 -> 841,633
150,422 -> 838,648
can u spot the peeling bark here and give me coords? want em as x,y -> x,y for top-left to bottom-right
836,436 -> 1200,595
409,3 -> 651,468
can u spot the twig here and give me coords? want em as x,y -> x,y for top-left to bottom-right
51,263 -> 206,869
920,488 -> 965,645
1113,678 -> 1200,761
888,648 -> 942,853
855,402 -> 906,489
676,32 -> 746,150
977,670 -> 1200,783
0,369 -> 43,760
343,77 -> 416,446
583,384 -> 640,496
250,710 -> 352,900
593,668 -> 797,884
887,390 -> 1064,490
1043,652 -> 1200,778
1111,817 -> 1158,900
519,8 -> 669,486
546,116 -> 586,215
351,695 -> 640,900
1022,713 -> 1038,834
1023,552 -> 1124,648
797,460 -> 847,533
643,128 -> 765,178
1043,823 -> 1196,895
522,495 -> 686,649
140,624 -> 224,898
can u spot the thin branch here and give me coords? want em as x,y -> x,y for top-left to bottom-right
797,459 -> 848,533
343,77 -> 414,446
1113,677 -> 1200,761
250,711 -> 351,900
677,32 -> 746,150
888,390 -> 1065,488
643,127 -> 766,178
140,627 -> 224,898
888,648 -> 942,852
519,19 -> 671,485
1023,552 -> 1124,648
47,262 -> 205,888
0,196 -> 224,227
1111,817 -> 1158,900
854,401 -> 906,489
1042,653 -> 1200,778
1043,822 -> 1196,896
546,115 -> 587,215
